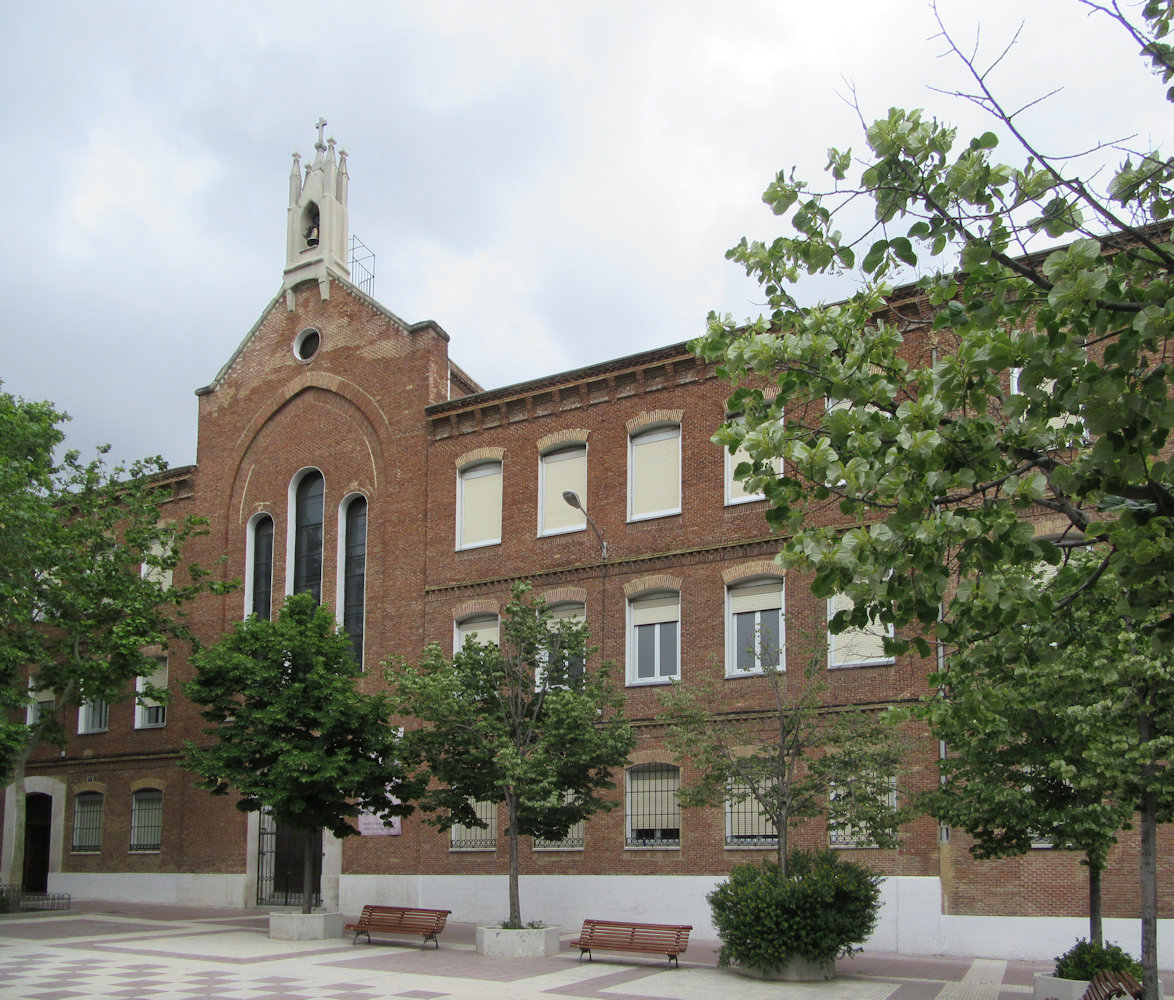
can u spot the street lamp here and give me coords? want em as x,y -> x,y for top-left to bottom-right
563,490 -> 608,660
562,491 -> 607,561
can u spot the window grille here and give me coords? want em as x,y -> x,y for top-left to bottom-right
130,789 -> 164,852
725,781 -> 778,847
828,778 -> 897,848
72,792 -> 103,853
450,800 -> 497,850
626,763 -> 680,847
533,817 -> 585,850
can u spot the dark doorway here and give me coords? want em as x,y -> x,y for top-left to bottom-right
23,793 -> 52,893
256,811 -> 321,908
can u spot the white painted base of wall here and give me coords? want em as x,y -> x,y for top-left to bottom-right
338,873 -> 1174,968
52,872 -> 251,908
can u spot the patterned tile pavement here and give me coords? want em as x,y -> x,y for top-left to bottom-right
0,901 -> 1155,1000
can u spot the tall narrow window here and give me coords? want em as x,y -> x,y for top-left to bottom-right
130,788 -> 164,852
72,792 -> 104,853
343,497 -> 367,664
629,425 -> 681,520
293,471 -> 324,604
727,580 -> 784,675
251,515 -> 274,620
628,593 -> 680,684
539,445 -> 587,535
457,461 -> 503,549
626,763 -> 680,847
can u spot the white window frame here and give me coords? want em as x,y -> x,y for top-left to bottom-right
724,416 -> 782,506
78,698 -> 109,734
457,461 -> 503,550
726,579 -> 784,676
455,614 -> 500,651
628,425 -> 681,521
140,536 -> 174,590
827,593 -> 894,668
538,445 -> 587,537
536,602 -> 586,688
26,678 -> 54,726
135,657 -> 168,730
244,511 -> 275,621
627,592 -> 680,686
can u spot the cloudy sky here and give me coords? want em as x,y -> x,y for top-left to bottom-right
1,0 -> 1168,468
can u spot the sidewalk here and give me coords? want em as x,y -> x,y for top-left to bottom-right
0,899 -> 1117,1000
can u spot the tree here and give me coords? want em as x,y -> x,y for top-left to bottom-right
184,593 -> 417,914
0,389 -> 213,888
691,4 -> 1173,993
920,557 -> 1138,946
387,582 -> 635,929
658,649 -> 908,874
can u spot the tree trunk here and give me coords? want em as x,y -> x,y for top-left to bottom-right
1087,861 -> 1102,947
301,831 -> 315,915
777,806 -> 789,875
506,791 -> 521,928
1138,702 -> 1159,1000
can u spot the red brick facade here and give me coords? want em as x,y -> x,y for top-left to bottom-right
3,145 -> 1170,960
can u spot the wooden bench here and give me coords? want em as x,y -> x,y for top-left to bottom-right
1081,969 -> 1144,1000
344,905 -> 452,948
571,918 -> 692,968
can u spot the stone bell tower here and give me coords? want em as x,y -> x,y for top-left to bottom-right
283,117 -> 350,307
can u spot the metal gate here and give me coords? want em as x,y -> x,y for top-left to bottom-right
256,811 -> 322,908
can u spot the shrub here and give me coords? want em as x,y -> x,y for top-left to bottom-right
706,851 -> 882,973
1054,939 -> 1142,981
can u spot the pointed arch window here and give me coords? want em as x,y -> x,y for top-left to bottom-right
343,496 -> 367,664
293,471 -> 324,604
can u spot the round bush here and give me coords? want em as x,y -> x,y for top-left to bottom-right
1054,939 -> 1142,981
706,851 -> 882,973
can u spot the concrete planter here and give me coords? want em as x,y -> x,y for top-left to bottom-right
268,910 -> 345,940
1034,974 -> 1163,1000
475,925 -> 562,957
736,957 -> 836,981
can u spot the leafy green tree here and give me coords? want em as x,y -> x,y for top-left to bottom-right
691,5 -> 1173,992
1,389 -> 213,888
659,651 -> 908,874
184,593 -> 417,913
387,581 -> 635,929
920,557 -> 1138,946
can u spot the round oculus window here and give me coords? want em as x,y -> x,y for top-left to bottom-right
294,328 -> 321,361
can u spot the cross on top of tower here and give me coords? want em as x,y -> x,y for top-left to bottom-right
315,117 -> 328,149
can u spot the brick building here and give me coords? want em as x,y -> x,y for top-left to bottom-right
2,129 -> 1170,963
